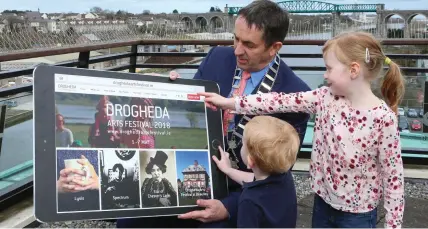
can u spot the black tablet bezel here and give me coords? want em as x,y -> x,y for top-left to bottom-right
33,65 -> 227,222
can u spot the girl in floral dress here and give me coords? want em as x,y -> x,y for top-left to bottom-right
199,32 -> 405,228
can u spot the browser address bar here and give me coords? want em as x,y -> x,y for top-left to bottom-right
76,81 -> 200,93
61,77 -> 203,94
56,83 -> 204,101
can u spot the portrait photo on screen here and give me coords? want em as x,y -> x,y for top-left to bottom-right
54,93 -> 208,149
99,150 -> 140,210
56,149 -> 100,212
175,151 -> 212,206
139,150 -> 178,208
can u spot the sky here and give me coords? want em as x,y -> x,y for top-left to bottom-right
1,0 -> 427,14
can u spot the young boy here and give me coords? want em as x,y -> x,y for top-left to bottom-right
213,116 -> 300,228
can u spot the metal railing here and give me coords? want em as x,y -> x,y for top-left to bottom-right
0,38 -> 427,204
1,39 -> 428,95
1,19 -> 427,53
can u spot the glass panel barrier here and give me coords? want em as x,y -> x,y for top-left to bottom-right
295,72 -> 428,154
280,46 -> 428,155
0,92 -> 33,197
168,54 -> 428,154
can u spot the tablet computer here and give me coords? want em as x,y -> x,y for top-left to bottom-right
33,65 -> 227,222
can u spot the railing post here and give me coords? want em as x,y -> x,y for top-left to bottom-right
424,81 -> 428,134
129,45 -> 138,73
0,105 -> 6,158
77,51 -> 90,68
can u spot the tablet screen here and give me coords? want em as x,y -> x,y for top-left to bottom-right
54,74 -> 213,213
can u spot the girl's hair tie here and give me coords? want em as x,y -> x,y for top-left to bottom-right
384,57 -> 391,65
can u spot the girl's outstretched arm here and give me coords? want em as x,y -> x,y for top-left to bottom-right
234,87 -> 329,115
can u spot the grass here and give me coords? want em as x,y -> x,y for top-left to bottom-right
67,123 -> 208,149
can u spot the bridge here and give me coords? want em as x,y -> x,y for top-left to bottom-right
168,12 -> 230,32
164,1 -> 428,38
228,0 -> 381,14
227,1 -> 428,38
378,10 -> 428,38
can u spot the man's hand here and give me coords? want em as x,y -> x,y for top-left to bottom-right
169,71 -> 180,80
178,199 -> 229,223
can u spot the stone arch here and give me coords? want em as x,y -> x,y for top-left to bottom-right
195,16 -> 208,32
406,13 -> 428,24
181,16 -> 193,31
384,13 -> 406,23
384,13 -> 406,38
406,13 -> 428,39
209,16 -> 224,32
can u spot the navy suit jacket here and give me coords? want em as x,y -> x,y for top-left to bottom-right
193,46 -> 311,224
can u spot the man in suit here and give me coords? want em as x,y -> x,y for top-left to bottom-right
116,0 -> 311,227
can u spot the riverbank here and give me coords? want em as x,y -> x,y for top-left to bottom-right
5,110 -> 32,128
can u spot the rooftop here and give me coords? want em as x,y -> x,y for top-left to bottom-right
183,161 -> 207,172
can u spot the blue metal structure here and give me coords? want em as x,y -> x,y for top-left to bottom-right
228,0 -> 380,14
